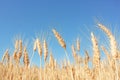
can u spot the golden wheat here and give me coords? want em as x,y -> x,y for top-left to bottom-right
36,38 -> 42,57
98,24 -> 118,59
91,32 -> 100,68
52,29 -> 66,49
0,23 -> 120,80
23,46 -> 29,67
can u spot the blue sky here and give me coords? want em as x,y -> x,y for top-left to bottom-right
0,0 -> 120,66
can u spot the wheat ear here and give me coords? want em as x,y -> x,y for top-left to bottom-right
52,29 -> 66,49
52,29 -> 69,62
91,32 -> 100,68
23,46 -> 29,68
17,40 -> 23,62
98,23 -> 117,59
71,45 -> 77,59
36,38 -> 42,57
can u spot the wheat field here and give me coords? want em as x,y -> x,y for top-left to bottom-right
0,23 -> 120,80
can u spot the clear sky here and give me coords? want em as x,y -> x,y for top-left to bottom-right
0,0 -> 120,66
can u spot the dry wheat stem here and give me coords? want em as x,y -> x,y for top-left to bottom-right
65,50 -> 70,64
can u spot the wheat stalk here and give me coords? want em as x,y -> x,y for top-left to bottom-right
52,29 -> 70,63
98,23 -> 117,59
98,23 -> 119,79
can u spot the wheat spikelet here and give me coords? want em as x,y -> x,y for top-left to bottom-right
52,29 -> 66,49
98,23 -> 117,59
23,46 -> 29,67
91,32 -> 100,68
76,38 -> 80,51
43,40 -> 48,61
36,38 -> 42,57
